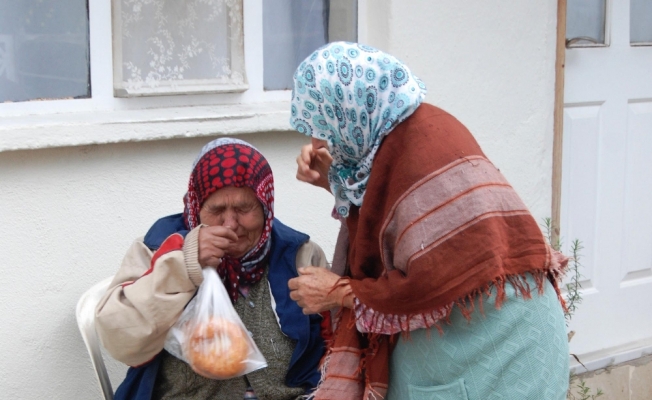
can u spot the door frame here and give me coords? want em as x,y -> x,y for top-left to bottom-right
552,0 -> 567,243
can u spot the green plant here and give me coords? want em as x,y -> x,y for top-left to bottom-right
542,217 -> 562,251
541,218 -> 583,325
564,239 -> 584,325
540,218 -> 603,400
567,375 -> 604,400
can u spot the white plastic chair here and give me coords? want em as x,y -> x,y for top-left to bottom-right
76,276 -> 115,400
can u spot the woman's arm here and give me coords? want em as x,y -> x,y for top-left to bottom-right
95,228 -> 203,366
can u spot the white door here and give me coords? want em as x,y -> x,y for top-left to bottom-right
562,0 -> 652,364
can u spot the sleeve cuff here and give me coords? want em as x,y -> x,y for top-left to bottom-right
183,225 -> 204,287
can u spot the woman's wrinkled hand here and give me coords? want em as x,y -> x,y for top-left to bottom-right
197,225 -> 239,268
288,266 -> 353,314
296,144 -> 332,192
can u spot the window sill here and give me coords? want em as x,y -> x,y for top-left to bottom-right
0,101 -> 293,153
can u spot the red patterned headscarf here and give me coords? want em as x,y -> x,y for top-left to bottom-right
183,138 -> 274,303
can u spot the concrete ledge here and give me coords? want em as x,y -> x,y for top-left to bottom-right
0,101 -> 293,153
570,336 -> 652,375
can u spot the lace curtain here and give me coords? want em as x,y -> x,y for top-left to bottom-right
112,0 -> 356,96
112,0 -> 246,96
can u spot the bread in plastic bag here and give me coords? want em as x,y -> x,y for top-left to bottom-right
163,267 -> 267,379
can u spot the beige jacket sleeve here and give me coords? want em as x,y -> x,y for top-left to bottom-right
295,239 -> 329,270
95,226 -> 204,367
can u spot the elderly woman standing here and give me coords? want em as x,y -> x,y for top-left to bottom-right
288,42 -> 570,400
96,138 -> 329,400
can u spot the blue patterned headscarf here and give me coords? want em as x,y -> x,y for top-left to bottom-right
290,42 -> 427,218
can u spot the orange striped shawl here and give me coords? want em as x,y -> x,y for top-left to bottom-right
309,103 -> 567,400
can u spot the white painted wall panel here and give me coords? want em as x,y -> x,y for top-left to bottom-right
621,101 -> 652,285
561,104 -> 602,287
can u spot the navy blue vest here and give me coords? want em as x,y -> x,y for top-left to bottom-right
114,214 -> 325,400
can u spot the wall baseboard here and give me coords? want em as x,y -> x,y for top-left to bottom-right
570,336 -> 652,374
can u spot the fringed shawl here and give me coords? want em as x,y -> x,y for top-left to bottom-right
309,103 -> 568,400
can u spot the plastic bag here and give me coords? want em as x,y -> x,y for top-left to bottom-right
164,267 -> 267,379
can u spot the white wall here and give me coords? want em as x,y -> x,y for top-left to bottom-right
0,1 -> 559,398
366,0 -> 559,221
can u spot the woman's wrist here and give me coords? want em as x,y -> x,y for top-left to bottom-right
334,282 -> 354,309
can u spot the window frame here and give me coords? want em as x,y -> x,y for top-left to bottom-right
0,0 -> 367,152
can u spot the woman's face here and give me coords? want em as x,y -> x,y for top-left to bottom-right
199,186 -> 265,258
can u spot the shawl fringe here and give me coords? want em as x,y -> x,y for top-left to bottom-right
306,309 -> 383,400
353,260 -> 568,338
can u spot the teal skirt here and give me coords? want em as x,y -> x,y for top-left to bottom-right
387,274 -> 569,400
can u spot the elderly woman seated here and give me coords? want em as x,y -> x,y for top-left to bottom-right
95,138 -> 329,400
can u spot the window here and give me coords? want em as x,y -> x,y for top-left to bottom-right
263,0 -> 357,90
566,0 -> 652,48
0,0 -> 90,103
0,0 -> 361,151
566,0 -> 608,48
631,0 -> 652,46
